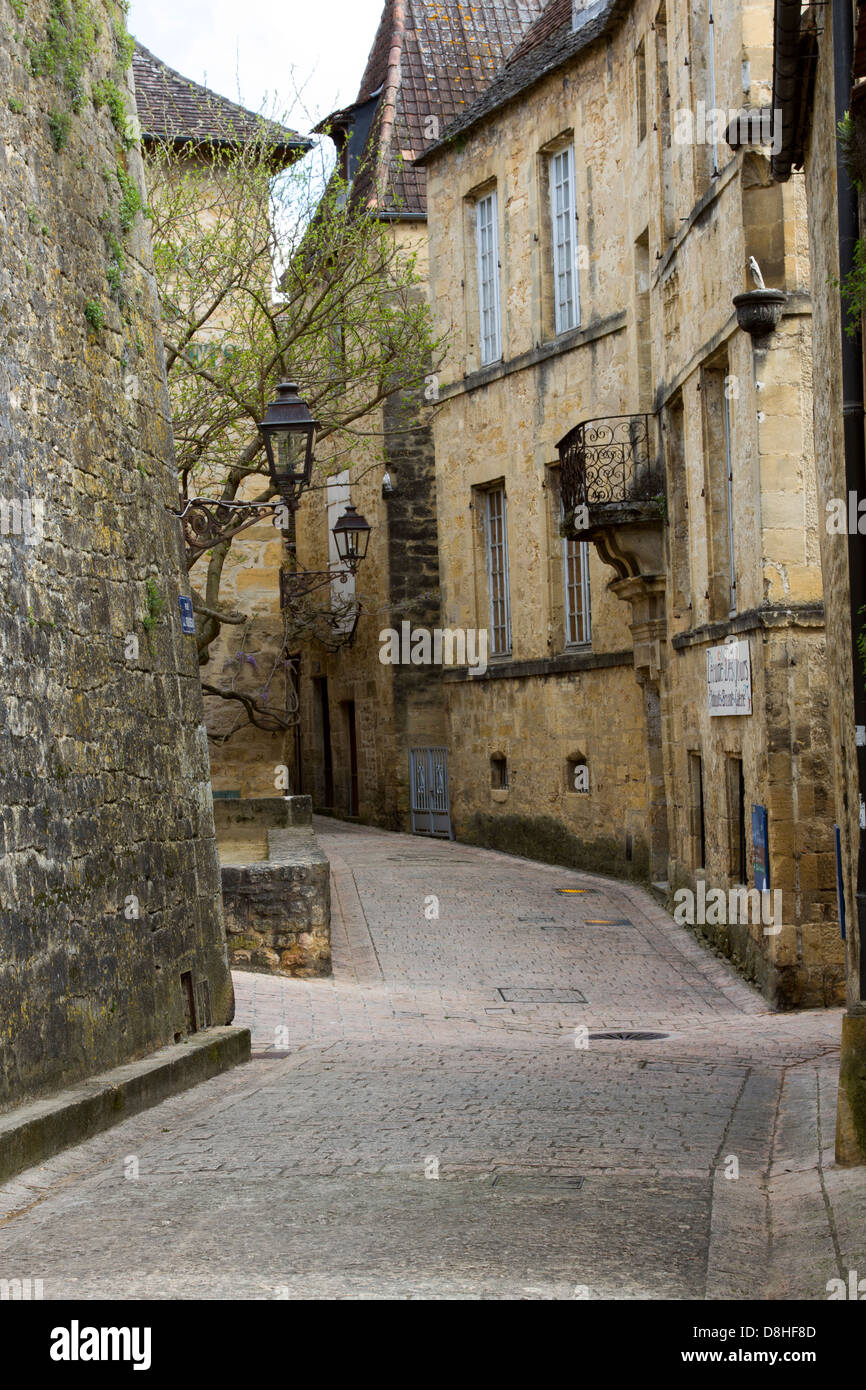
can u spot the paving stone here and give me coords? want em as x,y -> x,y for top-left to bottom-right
0,819 -> 861,1299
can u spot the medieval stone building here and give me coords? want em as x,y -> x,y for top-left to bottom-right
770,0 -> 866,1154
292,0 -> 548,829
0,0 -> 235,1111
419,0 -> 842,1007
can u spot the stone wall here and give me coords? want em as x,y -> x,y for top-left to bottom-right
801,20 -> 862,1013
444,658 -> 651,878
0,0 -> 233,1111
218,797 -> 331,976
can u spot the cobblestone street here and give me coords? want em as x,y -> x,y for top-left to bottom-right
1,820 -> 863,1300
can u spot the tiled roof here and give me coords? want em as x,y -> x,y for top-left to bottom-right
132,43 -> 311,159
323,1 -> 547,216
417,0 -> 632,163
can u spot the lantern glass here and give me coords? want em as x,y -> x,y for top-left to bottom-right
274,430 -> 309,479
259,382 -> 317,496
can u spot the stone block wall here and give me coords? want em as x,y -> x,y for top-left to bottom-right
220,799 -> 331,977
802,21 -> 862,1013
666,618 -> 842,1008
0,0 -> 233,1111
444,658 -> 651,878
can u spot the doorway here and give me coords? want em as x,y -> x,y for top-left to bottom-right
313,677 -> 334,809
410,747 -> 453,838
343,700 -> 359,817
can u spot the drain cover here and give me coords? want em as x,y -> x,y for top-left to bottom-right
588,1031 -> 669,1041
585,919 -> 633,927
498,987 -> 587,1003
556,888 -> 589,895
491,1174 -> 586,1194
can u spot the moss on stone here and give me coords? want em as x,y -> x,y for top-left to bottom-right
28,0 -> 98,115
48,107 -> 70,150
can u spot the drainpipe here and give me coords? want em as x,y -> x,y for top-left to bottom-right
833,0 -> 866,1001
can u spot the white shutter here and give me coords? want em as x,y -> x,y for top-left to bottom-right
327,470 -> 356,632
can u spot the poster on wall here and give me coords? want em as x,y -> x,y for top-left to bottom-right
707,639 -> 752,716
752,804 -> 770,891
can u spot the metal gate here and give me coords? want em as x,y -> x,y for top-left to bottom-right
409,747 -> 453,838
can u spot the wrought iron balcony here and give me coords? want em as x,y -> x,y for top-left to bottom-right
557,413 -> 664,517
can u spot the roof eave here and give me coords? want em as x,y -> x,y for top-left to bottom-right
770,0 -> 818,181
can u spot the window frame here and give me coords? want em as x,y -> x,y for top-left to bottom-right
562,534 -> 592,647
475,190 -> 502,365
485,484 -> 512,657
549,144 -> 581,336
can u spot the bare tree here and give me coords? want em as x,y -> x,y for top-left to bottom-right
145,112 -> 438,731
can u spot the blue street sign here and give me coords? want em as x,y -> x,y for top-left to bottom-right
178,595 -> 196,636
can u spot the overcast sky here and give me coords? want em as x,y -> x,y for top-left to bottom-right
128,0 -> 384,130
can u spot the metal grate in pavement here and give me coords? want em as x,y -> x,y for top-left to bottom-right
490,1174 -> 586,1194
498,987 -> 587,1003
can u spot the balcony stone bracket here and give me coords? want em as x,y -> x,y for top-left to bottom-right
607,571 -> 670,880
583,503 -> 667,585
609,573 -> 668,683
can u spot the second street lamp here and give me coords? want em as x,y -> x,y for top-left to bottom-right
331,504 -> 372,575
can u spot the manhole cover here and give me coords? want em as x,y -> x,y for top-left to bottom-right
498,987 -> 587,1003
588,1031 -> 669,1042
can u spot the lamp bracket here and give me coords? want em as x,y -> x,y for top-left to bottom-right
171,495 -> 291,560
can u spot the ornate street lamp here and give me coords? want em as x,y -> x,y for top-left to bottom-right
172,379 -> 370,636
174,381 -> 319,558
259,381 -> 318,503
331,504 -> 371,575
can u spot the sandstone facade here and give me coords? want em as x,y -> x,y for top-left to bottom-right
420,0 -> 842,1004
